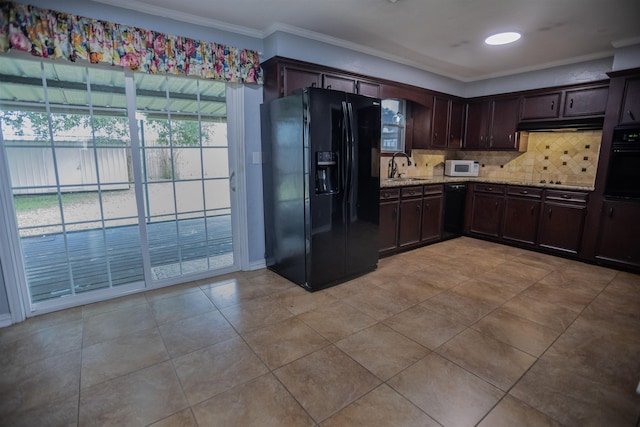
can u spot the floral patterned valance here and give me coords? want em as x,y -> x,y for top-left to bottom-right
0,1 -> 263,84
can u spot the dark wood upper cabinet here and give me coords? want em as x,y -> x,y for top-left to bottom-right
283,67 -> 322,97
448,100 -> 465,149
464,101 -> 491,149
521,92 -> 562,120
619,78 -> 640,124
431,96 -> 449,149
490,97 -> 520,149
464,97 -> 519,150
357,80 -> 381,98
563,86 -> 609,117
520,82 -> 609,122
323,73 -> 357,93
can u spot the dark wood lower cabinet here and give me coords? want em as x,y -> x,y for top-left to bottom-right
379,189 -> 400,254
502,187 -> 542,246
595,200 -> 640,268
380,184 -> 443,255
469,185 -> 505,238
421,194 -> 443,242
399,198 -> 422,247
538,202 -> 587,255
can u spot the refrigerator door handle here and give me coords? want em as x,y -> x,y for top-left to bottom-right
341,101 -> 350,195
345,102 -> 355,212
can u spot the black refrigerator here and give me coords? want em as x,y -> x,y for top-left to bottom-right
261,87 -> 381,291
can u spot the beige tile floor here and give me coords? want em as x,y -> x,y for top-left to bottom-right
1,237 -> 639,426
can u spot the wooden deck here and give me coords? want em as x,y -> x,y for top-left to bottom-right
21,215 -> 232,302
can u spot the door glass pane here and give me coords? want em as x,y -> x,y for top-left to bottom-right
0,57 -> 143,303
136,74 -> 232,280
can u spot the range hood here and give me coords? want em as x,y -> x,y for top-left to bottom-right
517,117 -> 604,132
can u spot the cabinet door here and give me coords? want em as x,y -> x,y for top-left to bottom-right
448,100 -> 464,149
538,203 -> 586,255
596,201 -> 640,267
357,81 -> 381,98
398,198 -> 422,247
620,78 -> 640,125
490,97 -> 520,149
502,197 -> 540,246
323,74 -> 357,93
283,67 -> 322,96
464,102 -> 489,149
520,92 -> 562,120
421,194 -> 443,243
563,86 -> 608,117
470,193 -> 504,238
431,96 -> 449,149
379,200 -> 399,252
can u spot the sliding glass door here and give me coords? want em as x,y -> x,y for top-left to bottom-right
0,56 -> 236,310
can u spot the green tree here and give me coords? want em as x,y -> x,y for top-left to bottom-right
0,111 -> 129,142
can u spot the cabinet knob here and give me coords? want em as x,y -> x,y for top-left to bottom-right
311,82 -> 316,87
630,110 -> 636,121
561,194 -> 570,199
551,100 -> 555,110
569,98 -> 574,109
520,190 -> 528,195
487,187 -> 493,191
327,85 -> 332,89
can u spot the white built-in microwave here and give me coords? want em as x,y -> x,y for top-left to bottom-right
445,160 -> 479,177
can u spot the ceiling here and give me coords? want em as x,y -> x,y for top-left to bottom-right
94,0 -> 640,82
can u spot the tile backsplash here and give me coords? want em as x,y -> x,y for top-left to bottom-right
382,130 -> 602,186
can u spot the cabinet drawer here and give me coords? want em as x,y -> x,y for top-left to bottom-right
474,183 -> 506,194
545,190 -> 588,204
423,184 -> 444,196
380,188 -> 400,200
507,186 -> 543,199
401,186 -> 423,198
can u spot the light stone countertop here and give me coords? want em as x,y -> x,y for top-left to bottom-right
380,176 -> 594,192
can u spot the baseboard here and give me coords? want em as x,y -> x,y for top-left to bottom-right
0,313 -> 13,328
246,259 -> 266,271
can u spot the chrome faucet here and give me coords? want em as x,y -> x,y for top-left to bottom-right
388,151 -> 412,178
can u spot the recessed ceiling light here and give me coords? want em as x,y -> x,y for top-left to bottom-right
485,32 -> 521,45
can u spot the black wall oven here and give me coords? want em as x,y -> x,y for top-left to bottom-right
604,126 -> 640,199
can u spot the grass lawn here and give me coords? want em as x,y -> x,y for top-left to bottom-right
13,192 -> 96,212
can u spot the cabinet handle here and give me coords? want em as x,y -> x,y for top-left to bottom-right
548,208 -> 552,218
569,98 -> 574,109
487,187 -> 493,191
508,134 -> 512,142
530,205 -> 534,214
520,190 -> 528,195
311,82 -> 316,87
630,110 -> 636,121
561,194 -> 570,199
551,100 -> 555,110
383,193 -> 389,198
326,85 -> 332,89
609,207 -> 614,218
480,135 -> 484,142
495,201 -> 499,209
